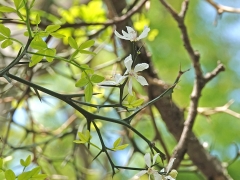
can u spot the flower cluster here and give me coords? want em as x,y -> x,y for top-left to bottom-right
131,153 -> 178,180
100,26 -> 150,95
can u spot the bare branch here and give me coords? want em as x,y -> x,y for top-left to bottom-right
206,0 -> 240,14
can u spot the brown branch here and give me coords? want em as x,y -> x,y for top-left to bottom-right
206,0 -> 240,14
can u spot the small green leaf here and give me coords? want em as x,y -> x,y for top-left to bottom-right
1,39 -> 13,48
0,34 -> 6,42
29,50 -> 44,67
14,0 -> 24,10
68,36 -> 78,49
79,49 -> 96,55
0,24 -> 11,37
85,83 -> 93,102
77,132 -> 88,142
90,74 -> 104,83
75,77 -> 89,87
20,159 -> 26,166
113,144 -> 129,150
30,40 -> 47,50
50,32 -> 65,38
29,166 -> 41,176
0,158 -> 3,168
79,40 -> 94,49
0,6 -> 16,12
5,169 -> 16,180
45,24 -> 61,33
45,48 -> 56,62
131,99 -> 144,107
31,173 -> 48,180
34,14 -> 41,25
73,140 -> 85,144
25,155 -> 32,167
113,137 -> 122,148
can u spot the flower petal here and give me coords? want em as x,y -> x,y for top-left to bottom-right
136,76 -> 148,86
124,54 -> 133,73
134,63 -> 149,72
128,78 -> 133,95
98,81 -> 117,85
114,30 -> 130,40
152,153 -> 160,164
114,74 -> 127,84
131,170 -> 148,180
126,26 -> 137,41
144,153 -> 151,168
153,172 -> 163,180
166,158 -> 176,173
137,26 -> 150,40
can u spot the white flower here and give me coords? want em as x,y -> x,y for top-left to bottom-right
98,74 -> 126,86
131,153 -> 162,180
131,155 -> 178,180
114,26 -> 150,41
123,54 -> 149,95
160,158 -> 178,180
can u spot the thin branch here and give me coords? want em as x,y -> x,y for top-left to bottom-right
206,0 -> 240,14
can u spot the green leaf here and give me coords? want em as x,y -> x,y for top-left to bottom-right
45,48 -> 56,62
85,83 -> 93,102
30,40 -> 47,50
14,0 -> 24,10
25,155 -> 32,167
131,99 -> 144,107
75,77 -> 89,87
1,39 -> 13,48
113,144 -> 129,150
29,166 -> 41,176
45,24 -> 61,33
34,14 -> 41,25
113,137 -> 122,148
20,159 -> 26,166
79,40 -> 94,49
0,158 -> 3,168
31,174 -> 48,180
68,36 -> 78,49
0,34 -> 6,42
5,169 -> 16,180
0,24 -> 11,37
79,49 -> 96,55
50,32 -> 65,38
90,74 -> 104,83
18,171 -> 32,180
77,132 -> 88,143
0,6 -> 16,12
73,140 -> 85,144
29,50 -> 45,67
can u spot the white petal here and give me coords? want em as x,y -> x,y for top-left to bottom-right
152,153 -> 160,164
164,175 -> 175,180
114,30 -> 130,40
134,63 -> 149,72
166,158 -> 176,173
128,78 -> 133,95
126,26 -> 137,40
144,153 -> 151,168
136,76 -> 148,86
114,74 -> 127,84
98,81 -> 117,85
153,172 -> 163,180
122,30 -> 131,39
131,170 -> 148,179
124,54 -> 133,72
137,26 -> 150,40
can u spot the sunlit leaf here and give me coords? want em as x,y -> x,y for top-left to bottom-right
34,14 -> 41,25
0,24 -> 11,37
113,137 -> 122,148
50,32 -> 65,38
0,34 -> 6,41
14,0 -> 24,10
1,39 -> 13,48
77,132 -> 88,142
29,50 -> 45,67
113,144 -> 129,150
45,48 -> 56,62
0,6 -> 16,12
79,40 -> 94,49
5,169 -> 16,180
79,49 -> 96,55
45,24 -> 61,33
25,155 -> 32,167
0,158 -> 3,168
85,83 -> 93,102
68,36 -> 78,49
90,74 -> 104,83
75,77 -> 89,87
30,40 -> 47,50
